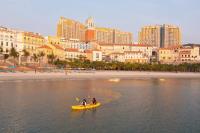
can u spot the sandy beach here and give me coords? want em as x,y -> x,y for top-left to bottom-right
0,71 -> 200,80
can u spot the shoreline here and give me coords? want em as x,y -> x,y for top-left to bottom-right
0,71 -> 200,80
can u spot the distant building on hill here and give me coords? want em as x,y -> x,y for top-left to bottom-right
56,17 -> 133,44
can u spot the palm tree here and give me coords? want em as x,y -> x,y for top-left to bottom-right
47,53 -> 56,64
9,47 -> 19,66
79,55 -> 87,62
3,54 -> 9,63
22,49 -> 30,63
0,47 -> 3,62
38,51 -> 45,66
0,47 -> 3,54
32,53 -> 38,62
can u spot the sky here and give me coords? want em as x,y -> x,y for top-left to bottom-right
1,0 -> 200,44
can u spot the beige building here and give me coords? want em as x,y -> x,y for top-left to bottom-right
57,17 -> 85,41
65,48 -> 84,60
179,46 -> 200,63
109,53 -> 125,62
158,45 -> 200,64
97,43 -> 153,59
85,50 -> 102,61
95,28 -> 133,44
109,51 -> 148,63
139,24 -> 181,48
158,47 -> 179,64
139,25 -> 161,47
57,17 -> 133,44
124,51 -> 148,63
17,31 -> 45,54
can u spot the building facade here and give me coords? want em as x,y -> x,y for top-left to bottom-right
139,24 -> 181,48
17,31 -> 45,54
0,27 -> 18,54
57,17 -> 85,41
57,17 -> 133,44
158,45 -> 200,64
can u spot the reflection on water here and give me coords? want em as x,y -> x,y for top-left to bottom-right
159,78 -> 166,81
70,108 -> 97,119
0,78 -> 200,133
108,78 -> 121,83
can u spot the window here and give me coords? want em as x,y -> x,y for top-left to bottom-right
96,53 -> 99,58
6,42 -> 8,46
1,41 -> 3,46
11,43 -> 13,47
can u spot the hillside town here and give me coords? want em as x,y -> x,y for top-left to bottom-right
0,17 -> 200,71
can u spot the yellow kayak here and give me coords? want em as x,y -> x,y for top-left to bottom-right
71,102 -> 101,110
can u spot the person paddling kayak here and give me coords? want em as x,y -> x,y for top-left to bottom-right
82,99 -> 87,106
92,98 -> 97,105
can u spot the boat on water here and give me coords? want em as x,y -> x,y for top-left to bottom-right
71,102 -> 101,110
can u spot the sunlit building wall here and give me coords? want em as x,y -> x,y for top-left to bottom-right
57,17 -> 86,41
139,24 -> 181,48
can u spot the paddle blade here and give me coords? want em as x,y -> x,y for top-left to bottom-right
76,97 -> 80,102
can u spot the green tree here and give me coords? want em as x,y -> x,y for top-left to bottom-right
9,47 -> 19,66
23,49 -> 30,63
47,53 -> 56,64
3,54 -> 9,63
0,47 -> 3,54
38,51 -> 45,66
32,53 -> 38,62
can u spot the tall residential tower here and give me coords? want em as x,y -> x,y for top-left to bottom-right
139,24 -> 181,48
57,17 -> 133,44
57,17 -> 85,41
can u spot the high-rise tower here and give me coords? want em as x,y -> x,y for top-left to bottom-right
85,17 -> 96,42
139,24 -> 181,48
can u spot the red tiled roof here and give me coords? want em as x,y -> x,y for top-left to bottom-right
84,50 -> 92,53
159,45 -> 181,50
110,52 -> 124,55
38,45 -> 52,50
179,50 -> 191,54
124,51 -> 143,54
181,47 -> 193,50
53,44 -> 65,51
65,48 -> 79,52
99,43 -> 151,47
159,48 -> 174,50
24,32 -> 44,39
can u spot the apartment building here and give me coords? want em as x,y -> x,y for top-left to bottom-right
139,24 -> 181,48
0,26 -> 18,54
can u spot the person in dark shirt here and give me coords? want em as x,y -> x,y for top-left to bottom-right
92,98 -> 97,105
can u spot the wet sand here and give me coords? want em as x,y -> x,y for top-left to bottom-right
0,71 -> 200,80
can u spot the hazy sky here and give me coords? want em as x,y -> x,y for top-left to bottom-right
1,0 -> 200,43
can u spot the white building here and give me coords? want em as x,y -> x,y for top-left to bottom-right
65,48 -> 85,59
179,46 -> 200,63
63,39 -> 92,52
0,26 -> 18,54
124,51 -> 148,63
109,53 -> 125,62
92,50 -> 102,61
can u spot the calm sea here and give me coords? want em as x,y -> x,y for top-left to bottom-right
0,78 -> 200,133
